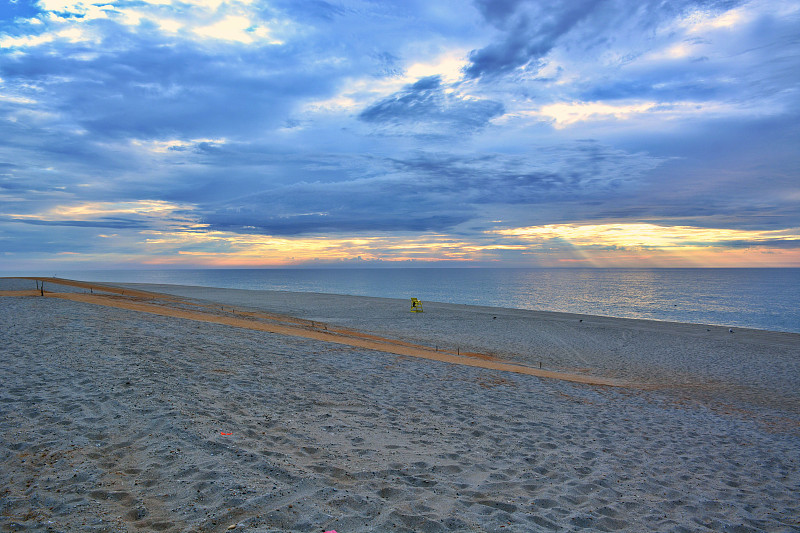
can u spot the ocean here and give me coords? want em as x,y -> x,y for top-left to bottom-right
14,267 -> 799,334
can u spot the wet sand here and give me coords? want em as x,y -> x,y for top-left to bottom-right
1,277 -> 798,532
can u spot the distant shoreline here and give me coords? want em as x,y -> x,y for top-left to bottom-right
3,276 -> 799,398
5,267 -> 798,334
5,273 -> 799,335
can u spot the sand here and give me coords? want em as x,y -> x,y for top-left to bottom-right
1,277 -> 799,532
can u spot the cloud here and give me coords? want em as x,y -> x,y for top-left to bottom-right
358,75 -> 504,135
1,216 -> 149,229
268,0 -> 345,22
196,142 -> 665,236
0,2 -> 344,142
2,199 -> 196,232
384,143 -> 665,204
205,211 -> 471,236
201,171 -> 477,235
0,0 -> 798,268
464,0 -> 604,79
492,223 -> 800,249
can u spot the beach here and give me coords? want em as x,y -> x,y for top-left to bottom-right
1,278 -> 799,532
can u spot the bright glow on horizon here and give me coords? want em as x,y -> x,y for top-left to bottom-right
493,223 -> 800,248
139,227 -> 508,265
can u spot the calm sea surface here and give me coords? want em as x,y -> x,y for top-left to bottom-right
9,268 -> 800,333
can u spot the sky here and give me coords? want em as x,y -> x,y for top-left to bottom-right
1,0 -> 799,270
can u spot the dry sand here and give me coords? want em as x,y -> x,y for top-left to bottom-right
1,277 -> 799,532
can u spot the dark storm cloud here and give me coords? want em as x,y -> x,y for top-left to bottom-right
358,75 -> 505,133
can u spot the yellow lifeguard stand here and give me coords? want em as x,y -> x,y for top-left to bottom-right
410,298 -> 423,313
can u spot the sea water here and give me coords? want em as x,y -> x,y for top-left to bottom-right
14,267 -> 799,334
